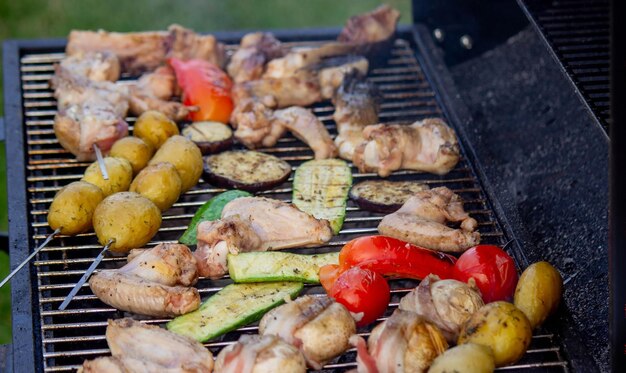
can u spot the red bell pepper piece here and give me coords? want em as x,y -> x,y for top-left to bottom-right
168,58 -> 234,123
320,235 -> 457,292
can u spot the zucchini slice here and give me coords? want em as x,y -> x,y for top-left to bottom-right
350,180 -> 429,213
203,150 -> 292,192
293,159 -> 352,234
182,121 -> 234,155
228,251 -> 339,283
167,281 -> 303,342
179,190 -> 251,245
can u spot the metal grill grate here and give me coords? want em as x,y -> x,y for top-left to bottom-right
520,0 -> 610,131
18,36 -> 568,372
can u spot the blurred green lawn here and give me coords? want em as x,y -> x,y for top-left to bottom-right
0,0 -> 411,345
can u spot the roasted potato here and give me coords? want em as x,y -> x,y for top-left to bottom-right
428,343 -> 495,373
93,192 -> 162,253
133,110 -> 179,149
47,181 -> 104,235
82,157 -> 133,196
109,136 -> 154,175
514,261 -> 563,329
130,162 -> 182,211
458,301 -> 532,367
149,135 -> 203,192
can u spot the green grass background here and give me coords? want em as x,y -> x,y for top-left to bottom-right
0,0 -> 410,344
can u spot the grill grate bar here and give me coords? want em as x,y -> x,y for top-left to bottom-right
16,36 -> 566,372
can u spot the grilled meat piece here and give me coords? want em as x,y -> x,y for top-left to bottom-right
332,72 -> 381,160
351,309 -> 448,373
215,334 -> 307,373
353,119 -> 460,177
106,318 -> 214,373
232,71 -> 322,108
338,4 -> 401,45
51,65 -> 129,161
89,243 -> 200,317
272,107 -> 338,159
59,51 -> 121,82
67,24 -> 226,75
194,197 -> 332,279
315,55 -> 369,99
78,357 -> 127,373
263,42 -> 356,79
128,66 -> 194,121
230,98 -> 284,148
259,295 -> 356,370
228,32 -> 286,83
378,187 -> 481,252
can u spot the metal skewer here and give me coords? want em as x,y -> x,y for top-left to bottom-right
0,227 -> 62,288
93,144 -> 109,180
58,239 -> 114,310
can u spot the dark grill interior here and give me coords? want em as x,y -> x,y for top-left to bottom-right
9,33 -> 573,372
520,0 -> 610,131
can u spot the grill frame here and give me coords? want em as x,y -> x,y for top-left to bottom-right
4,25 -> 574,372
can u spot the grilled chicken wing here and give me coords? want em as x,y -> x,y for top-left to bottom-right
232,71 -> 322,108
272,107 -> 338,159
129,66 -> 194,121
215,334 -> 306,373
353,119 -> 460,177
351,309 -> 447,373
378,187 -> 480,252
194,197 -> 332,279
263,43 -> 356,79
338,4 -> 401,44
67,24 -> 225,74
227,32 -> 286,83
89,243 -> 200,317
259,295 -> 356,370
316,55 -> 368,99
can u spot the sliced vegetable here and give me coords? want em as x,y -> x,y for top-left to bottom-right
169,58 -> 234,123
228,251 -> 339,283
328,267 -> 389,327
203,150 -> 291,192
182,121 -> 233,155
452,245 -> 518,303
293,159 -> 352,234
179,190 -> 251,245
320,235 -> 457,292
349,180 -> 429,213
167,282 -> 303,342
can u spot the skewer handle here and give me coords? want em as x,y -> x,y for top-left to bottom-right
58,240 -> 113,310
93,144 -> 109,180
0,228 -> 61,288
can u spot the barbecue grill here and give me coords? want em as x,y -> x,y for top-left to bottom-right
2,1 -> 609,372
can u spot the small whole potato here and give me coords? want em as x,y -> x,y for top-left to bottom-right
458,301 -> 532,367
109,136 -> 154,175
82,157 -> 133,196
47,181 -> 104,235
133,110 -> 179,149
428,343 -> 495,373
514,261 -> 563,329
149,135 -> 203,192
130,162 -> 182,211
93,192 -> 162,253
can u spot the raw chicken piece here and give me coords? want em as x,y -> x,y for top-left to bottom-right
59,51 -> 121,82
272,107 -> 338,159
214,334 -> 306,373
351,309 -> 447,373
89,243 -> 200,317
378,187 -> 481,252
106,318 -> 213,372
232,71 -> 322,108
51,66 -> 129,161
259,295 -> 356,370
227,32 -> 286,83
353,119 -> 460,177
128,66 -> 195,121
67,24 -> 226,75
194,197 -> 332,279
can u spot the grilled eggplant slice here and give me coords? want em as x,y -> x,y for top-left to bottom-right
350,180 -> 430,213
203,150 -> 291,192
182,121 -> 234,154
